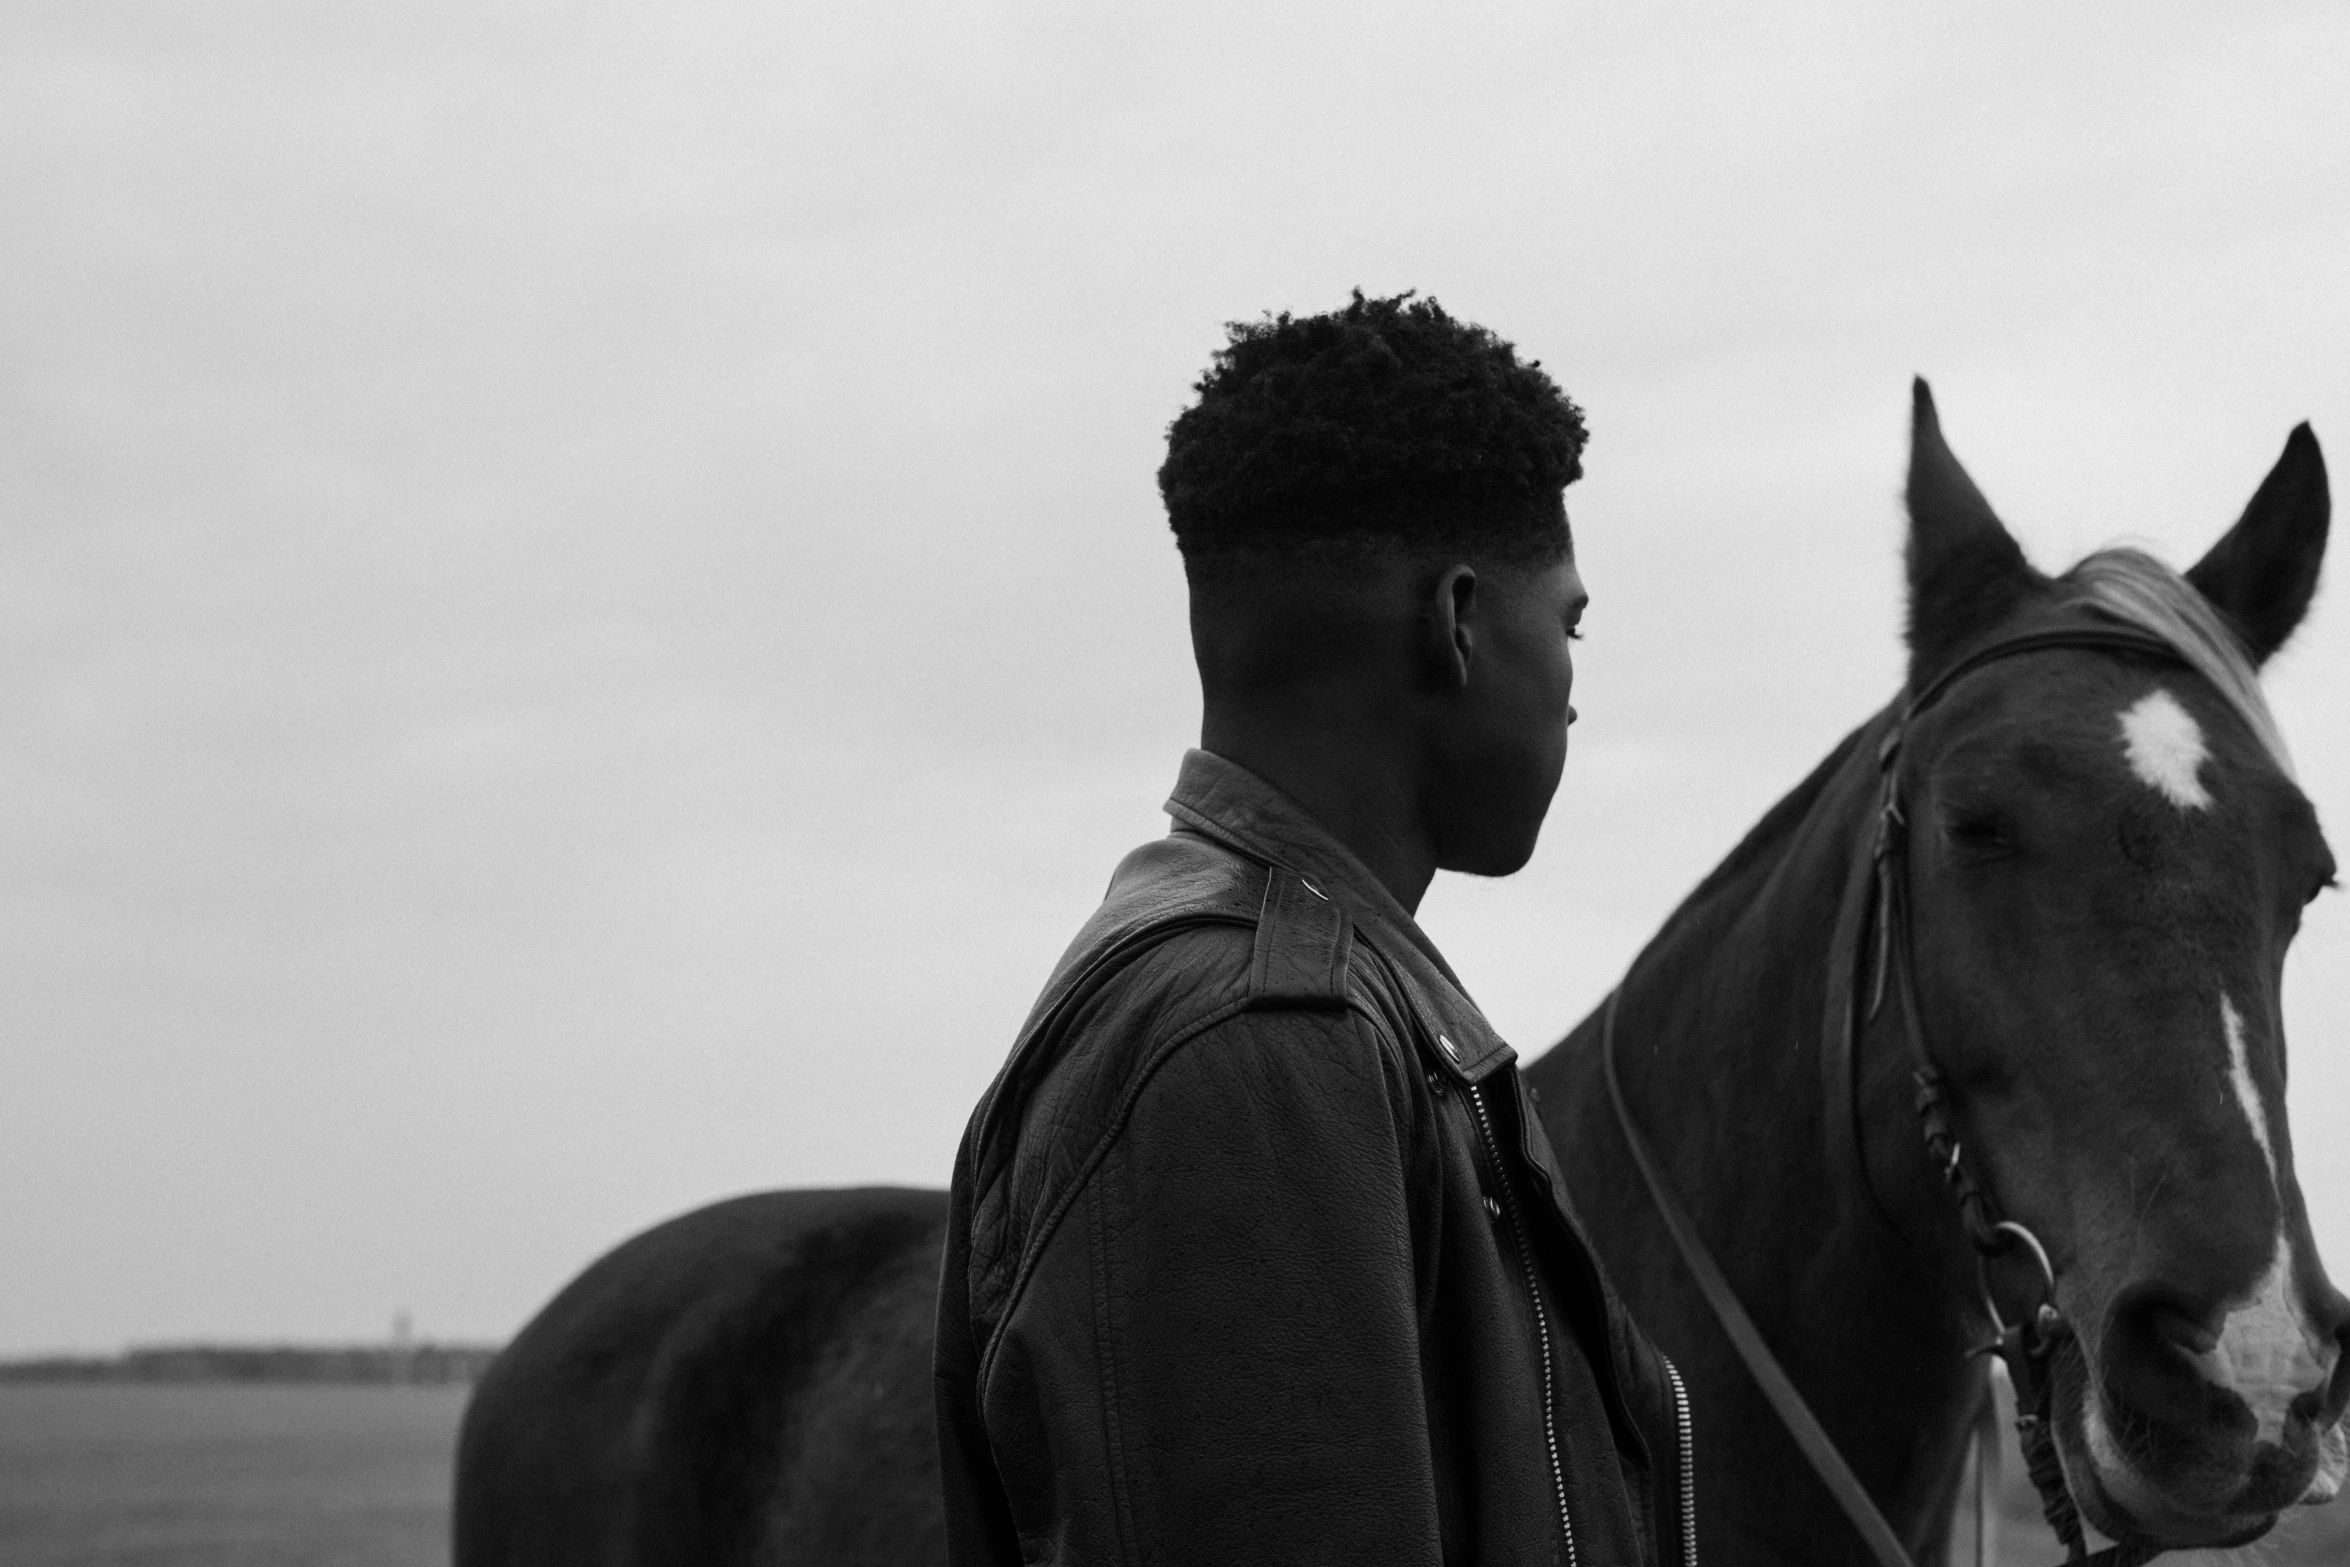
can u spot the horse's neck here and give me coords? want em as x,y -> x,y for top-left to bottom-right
1535,715 -> 1987,1559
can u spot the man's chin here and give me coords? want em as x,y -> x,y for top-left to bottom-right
1437,818 -> 1547,880
1441,842 -> 1539,879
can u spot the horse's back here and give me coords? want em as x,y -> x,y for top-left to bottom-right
454,1185 -> 951,1567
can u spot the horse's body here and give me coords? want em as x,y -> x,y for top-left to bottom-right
1529,710 -> 1987,1564
454,1189 -> 948,1566
456,389 -> 2344,1565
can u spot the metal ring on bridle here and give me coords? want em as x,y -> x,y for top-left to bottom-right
1979,1218 -> 2059,1337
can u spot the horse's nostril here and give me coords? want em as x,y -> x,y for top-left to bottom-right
2103,1283 -> 2238,1410
2151,1305 -> 2220,1359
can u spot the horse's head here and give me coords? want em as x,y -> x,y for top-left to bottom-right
1899,382 -> 2342,1550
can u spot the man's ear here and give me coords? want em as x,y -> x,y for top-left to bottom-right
2183,424 -> 2329,665
1425,564 -> 1478,688
1906,379 -> 2046,685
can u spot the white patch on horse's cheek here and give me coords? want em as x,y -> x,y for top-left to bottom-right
2086,1394 -> 2127,1477
2082,1393 -> 2158,1514
2118,688 -> 2214,810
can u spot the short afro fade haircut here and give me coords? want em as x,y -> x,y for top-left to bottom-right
1158,290 -> 1586,574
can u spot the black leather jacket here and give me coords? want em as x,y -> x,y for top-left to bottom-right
936,751 -> 1693,1566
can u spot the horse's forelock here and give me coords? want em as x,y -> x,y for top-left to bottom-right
2066,547 -> 2294,780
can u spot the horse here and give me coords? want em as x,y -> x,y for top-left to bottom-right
454,383 -> 2342,1565
1538,382 -> 2343,1562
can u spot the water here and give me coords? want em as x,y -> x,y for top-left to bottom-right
5,1381 -> 2347,1564
0,1384 -> 467,1567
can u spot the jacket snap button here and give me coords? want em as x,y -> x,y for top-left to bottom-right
1439,1034 -> 1461,1062
1483,1193 -> 1503,1222
1425,1070 -> 1445,1097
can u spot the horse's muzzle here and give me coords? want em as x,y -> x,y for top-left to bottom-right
2057,1292 -> 2350,1548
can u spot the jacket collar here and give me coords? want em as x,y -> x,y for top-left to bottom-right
1163,748 -> 1473,1000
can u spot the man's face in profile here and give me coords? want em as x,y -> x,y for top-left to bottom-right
1431,550 -> 1587,878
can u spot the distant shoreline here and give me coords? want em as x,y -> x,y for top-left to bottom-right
0,1343 -> 502,1386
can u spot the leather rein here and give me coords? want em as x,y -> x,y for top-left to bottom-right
1604,621 -> 2191,1567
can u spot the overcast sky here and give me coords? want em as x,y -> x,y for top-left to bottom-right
5,3 -> 2348,1354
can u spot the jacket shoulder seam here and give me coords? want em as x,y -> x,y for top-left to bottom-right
976,994 -> 1251,1394
973,996 -> 1389,1398
965,913 -> 1256,1192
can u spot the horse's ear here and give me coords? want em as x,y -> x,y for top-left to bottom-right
1906,379 -> 2044,684
2184,425 -> 2329,666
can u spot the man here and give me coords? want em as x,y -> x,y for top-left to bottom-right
935,292 -> 1692,1566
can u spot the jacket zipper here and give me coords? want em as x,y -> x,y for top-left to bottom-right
1466,1079 -> 1579,1567
1662,1353 -> 1696,1567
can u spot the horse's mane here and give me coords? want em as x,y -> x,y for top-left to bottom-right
2065,547 -> 2293,778
1628,547 -> 2285,979
1640,548 -> 2286,963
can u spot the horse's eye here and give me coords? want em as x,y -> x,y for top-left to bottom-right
1945,809 -> 2009,849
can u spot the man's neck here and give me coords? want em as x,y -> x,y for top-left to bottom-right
1198,709 -> 1437,914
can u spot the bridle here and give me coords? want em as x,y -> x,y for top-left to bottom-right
1605,619 -> 2192,1567
1609,619 -> 2189,1567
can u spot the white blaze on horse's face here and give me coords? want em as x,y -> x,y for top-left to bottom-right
2222,996 -> 2277,1183
2083,993 -> 2346,1511
2204,996 -> 2341,1455
2118,687 -> 2214,810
